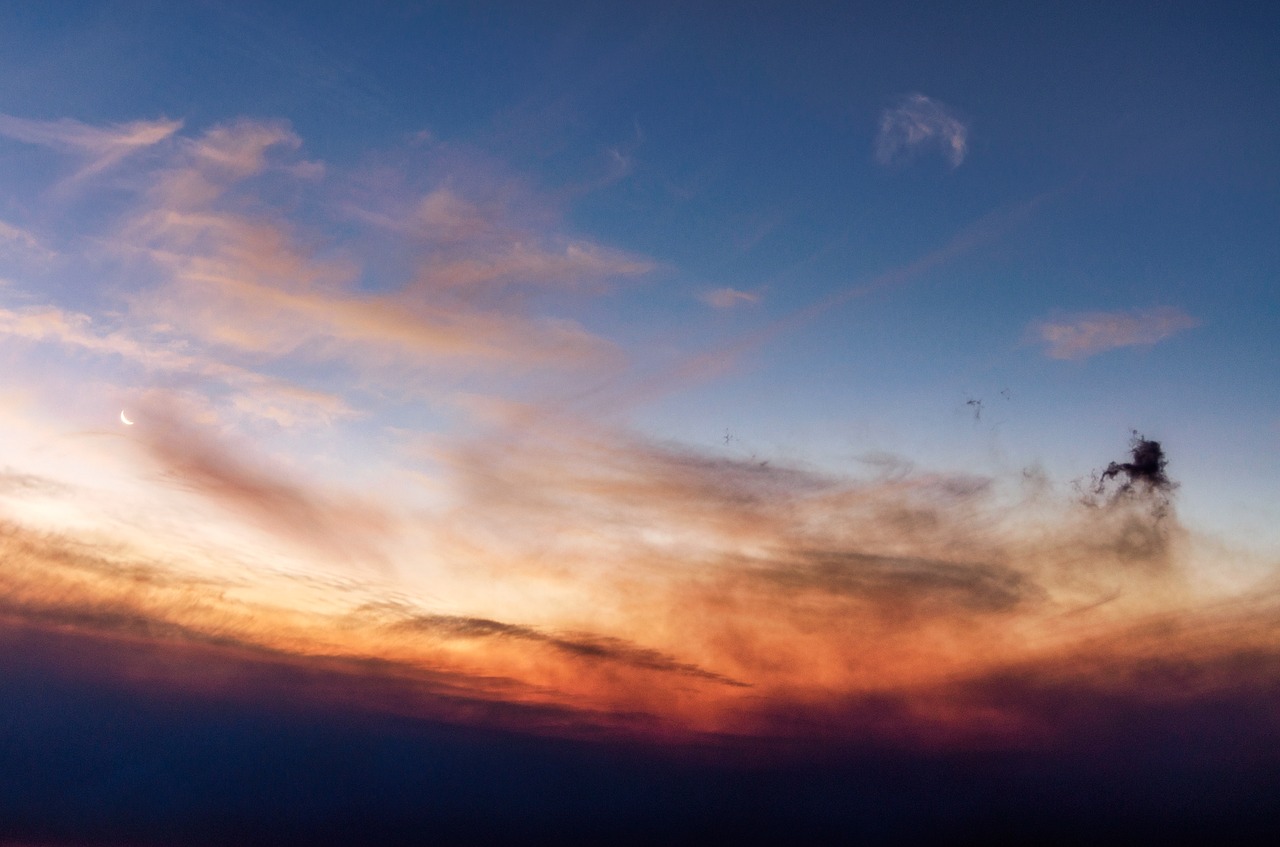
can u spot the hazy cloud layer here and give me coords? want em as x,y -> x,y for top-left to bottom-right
875,94 -> 968,168
1034,307 -> 1200,359
2,426 -> 1277,750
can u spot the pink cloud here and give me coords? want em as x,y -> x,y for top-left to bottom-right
1034,307 -> 1200,360
112,121 -> 647,373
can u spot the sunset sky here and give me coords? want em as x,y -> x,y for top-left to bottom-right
2,2 -> 1279,843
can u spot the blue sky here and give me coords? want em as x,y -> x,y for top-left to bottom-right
1,1 -> 1277,543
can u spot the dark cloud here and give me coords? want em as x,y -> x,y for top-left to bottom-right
1099,433 -> 1173,494
1087,431 -> 1178,523
757,551 -> 1032,615
393,612 -> 748,687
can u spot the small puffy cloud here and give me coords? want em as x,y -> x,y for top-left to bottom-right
700,287 -> 760,309
875,94 -> 968,168
1033,307 -> 1201,360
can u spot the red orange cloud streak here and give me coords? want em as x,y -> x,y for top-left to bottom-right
3,420 -> 1278,755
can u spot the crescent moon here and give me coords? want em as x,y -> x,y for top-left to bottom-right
120,410 -> 134,426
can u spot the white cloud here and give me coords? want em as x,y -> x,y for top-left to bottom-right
875,94 -> 968,168
1033,307 -> 1201,360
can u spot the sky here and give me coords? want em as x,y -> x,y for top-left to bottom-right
1,1 -> 1279,843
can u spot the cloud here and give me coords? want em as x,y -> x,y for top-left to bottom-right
0,304 -> 357,427
0,468 -> 65,495
110,120 -> 648,374
1034,307 -> 1200,360
755,550 -> 1031,615
415,240 -> 652,293
391,611 -> 746,686
187,118 -> 299,178
0,112 -> 181,182
0,219 -> 54,262
700,287 -> 760,309
875,94 -> 968,168
415,187 -> 494,241
130,396 -> 392,568
3,413 -> 1275,757
2,394 -> 1277,766
1,114 -> 650,396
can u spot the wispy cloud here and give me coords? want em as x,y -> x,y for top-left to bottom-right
0,112 -> 181,183
875,94 -> 968,168
0,219 -> 54,262
0,304 -> 356,428
131,396 -> 391,569
700,287 -> 760,309
114,120 -> 649,374
1034,307 -> 1200,360
390,610 -> 745,686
